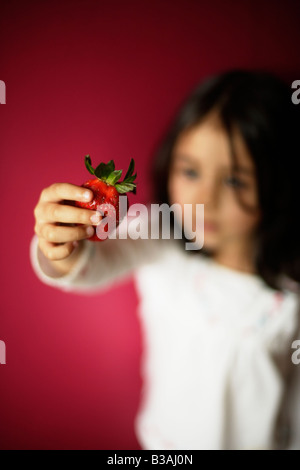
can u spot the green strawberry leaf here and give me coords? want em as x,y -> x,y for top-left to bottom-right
85,155 -> 95,175
106,169 -> 122,185
123,173 -> 137,184
106,160 -> 115,173
115,182 -> 136,194
94,160 -> 115,180
124,158 -> 135,180
94,163 -> 107,180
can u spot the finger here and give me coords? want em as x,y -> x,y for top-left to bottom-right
40,183 -> 94,203
39,223 -> 95,243
43,203 -> 101,225
38,237 -> 75,261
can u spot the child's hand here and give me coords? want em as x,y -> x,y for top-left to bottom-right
34,183 -> 100,261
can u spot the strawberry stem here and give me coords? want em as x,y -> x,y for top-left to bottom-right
84,155 -> 137,194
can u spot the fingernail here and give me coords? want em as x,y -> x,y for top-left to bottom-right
83,191 -> 92,200
90,213 -> 101,224
86,226 -> 94,237
73,240 -> 79,248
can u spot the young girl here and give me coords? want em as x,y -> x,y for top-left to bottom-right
31,69 -> 300,450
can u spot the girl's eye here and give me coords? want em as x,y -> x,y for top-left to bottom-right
175,168 -> 248,187
181,168 -> 199,179
225,176 -> 247,189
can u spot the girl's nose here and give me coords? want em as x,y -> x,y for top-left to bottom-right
197,179 -> 219,208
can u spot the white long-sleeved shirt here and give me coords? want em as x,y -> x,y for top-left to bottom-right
30,215 -> 300,450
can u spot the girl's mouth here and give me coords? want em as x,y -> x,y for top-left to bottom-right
204,221 -> 218,232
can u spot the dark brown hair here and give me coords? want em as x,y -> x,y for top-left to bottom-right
149,69 -> 300,292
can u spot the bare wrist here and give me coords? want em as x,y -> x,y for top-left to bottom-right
38,240 -> 84,278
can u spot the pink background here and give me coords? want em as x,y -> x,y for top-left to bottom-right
0,0 -> 300,450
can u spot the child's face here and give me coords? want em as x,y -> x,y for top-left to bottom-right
168,111 -> 262,260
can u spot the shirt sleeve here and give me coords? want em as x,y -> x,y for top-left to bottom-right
29,208 -> 169,294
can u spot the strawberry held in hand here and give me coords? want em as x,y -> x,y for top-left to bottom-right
75,155 -> 137,241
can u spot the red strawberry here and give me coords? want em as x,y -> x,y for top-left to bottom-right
75,155 -> 137,241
